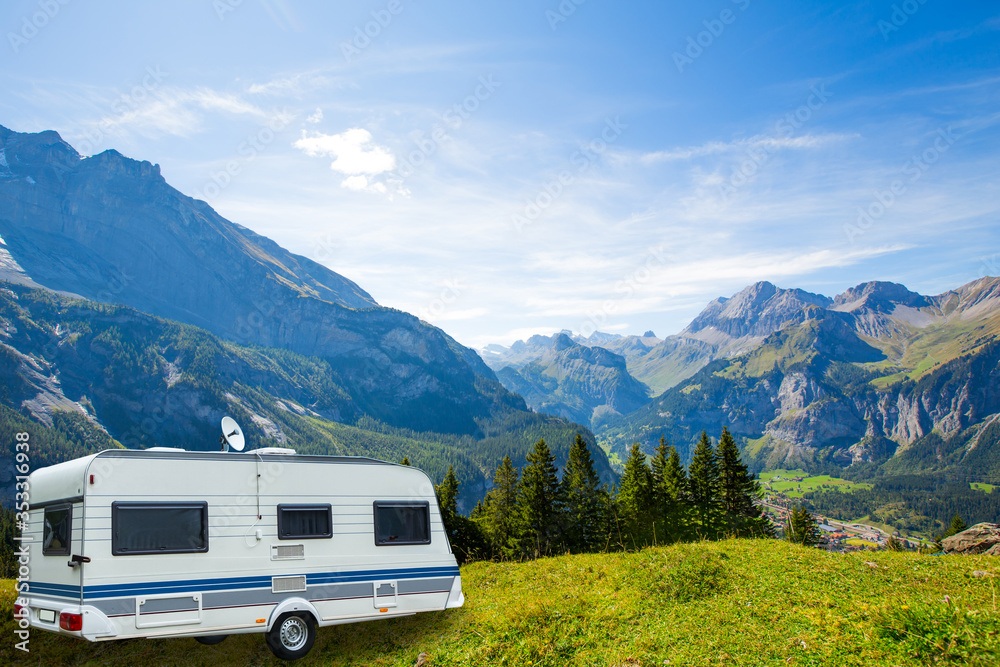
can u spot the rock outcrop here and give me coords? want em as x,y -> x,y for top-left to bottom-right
942,523 -> 1000,555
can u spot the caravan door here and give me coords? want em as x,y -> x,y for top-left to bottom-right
30,501 -> 84,625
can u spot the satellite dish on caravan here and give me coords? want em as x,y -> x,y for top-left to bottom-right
220,416 -> 245,452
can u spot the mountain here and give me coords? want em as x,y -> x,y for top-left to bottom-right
601,277 -> 1000,485
0,124 -> 506,436
618,282 -> 834,394
487,332 -> 650,430
0,127 -> 375,311
0,284 -> 616,511
484,282 -> 841,410
0,124 -> 616,505
681,281 -> 833,343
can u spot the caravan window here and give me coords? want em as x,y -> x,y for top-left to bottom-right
42,504 -> 72,556
277,504 -> 332,539
373,501 -> 431,546
112,502 -> 208,555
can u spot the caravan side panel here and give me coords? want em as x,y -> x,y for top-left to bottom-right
25,450 -> 463,641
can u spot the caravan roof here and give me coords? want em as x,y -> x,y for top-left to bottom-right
31,448 -> 402,504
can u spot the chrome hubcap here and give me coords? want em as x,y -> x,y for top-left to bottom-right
279,617 -> 308,650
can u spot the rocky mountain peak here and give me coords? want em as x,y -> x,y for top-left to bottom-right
681,281 -> 832,340
81,148 -> 163,182
934,276 -> 1000,318
0,124 -> 80,176
552,332 -> 576,351
832,281 -> 929,313
738,280 -> 779,303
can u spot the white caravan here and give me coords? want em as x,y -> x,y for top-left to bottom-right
15,431 -> 464,661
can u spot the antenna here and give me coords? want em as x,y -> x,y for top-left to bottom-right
219,416 -> 245,452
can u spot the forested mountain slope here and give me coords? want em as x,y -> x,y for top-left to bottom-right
0,124 -> 505,438
486,332 -> 650,430
0,284 -> 612,510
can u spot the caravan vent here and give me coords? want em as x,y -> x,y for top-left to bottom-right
272,576 -> 307,593
255,447 -> 296,455
271,544 -> 305,560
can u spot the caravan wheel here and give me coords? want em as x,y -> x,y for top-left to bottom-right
266,612 -> 316,661
194,634 -> 228,645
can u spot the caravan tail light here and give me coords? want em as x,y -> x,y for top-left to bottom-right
13,603 -> 25,618
59,612 -> 83,632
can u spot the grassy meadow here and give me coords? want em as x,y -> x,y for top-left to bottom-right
4,539 -> 1000,666
759,469 -> 873,499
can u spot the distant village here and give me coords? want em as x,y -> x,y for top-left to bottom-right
761,474 -> 928,553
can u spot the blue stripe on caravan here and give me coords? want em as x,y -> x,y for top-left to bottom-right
85,574 -> 274,595
26,581 -> 80,598
76,565 -> 461,600
308,567 -> 459,586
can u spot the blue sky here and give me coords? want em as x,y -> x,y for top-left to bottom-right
2,1 -> 998,348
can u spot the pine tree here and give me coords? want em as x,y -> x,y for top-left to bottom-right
474,456 -> 520,560
514,439 -> 564,559
717,427 -> 773,538
687,431 -> 722,539
0,507 -> 15,578
944,514 -> 968,538
435,465 -> 488,564
435,466 -> 459,540
665,444 -> 691,541
649,437 -> 688,543
785,506 -> 822,547
616,442 -> 654,548
562,433 -> 609,553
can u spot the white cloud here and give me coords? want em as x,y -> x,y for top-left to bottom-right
341,175 -> 369,190
306,108 -> 323,124
639,133 -> 853,164
423,307 -> 490,323
513,245 -> 911,322
77,86 -> 276,143
294,128 -> 396,176
294,128 -> 399,195
246,71 -> 340,96
338,175 -> 388,194
187,88 -> 267,117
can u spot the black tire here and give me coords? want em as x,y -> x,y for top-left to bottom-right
195,634 -> 228,645
265,612 -> 316,661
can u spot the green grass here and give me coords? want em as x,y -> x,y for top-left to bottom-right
6,540 -> 1000,666
844,537 -> 877,547
760,469 -> 873,498
971,483 -> 996,494
864,315 -> 1000,389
